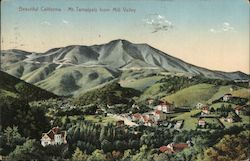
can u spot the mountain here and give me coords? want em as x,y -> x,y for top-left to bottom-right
0,71 -> 57,101
1,39 -> 249,96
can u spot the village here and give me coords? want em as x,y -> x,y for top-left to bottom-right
38,92 -> 249,155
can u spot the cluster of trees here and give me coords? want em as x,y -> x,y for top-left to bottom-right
73,82 -> 141,106
2,118 -> 249,161
0,97 -> 50,140
199,130 -> 250,161
66,122 -> 142,155
70,126 -> 250,161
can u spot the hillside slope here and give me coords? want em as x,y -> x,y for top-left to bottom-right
0,71 -> 57,101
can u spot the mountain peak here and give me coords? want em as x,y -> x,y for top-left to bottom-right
108,39 -> 131,44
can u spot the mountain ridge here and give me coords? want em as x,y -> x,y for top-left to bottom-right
1,39 -> 249,96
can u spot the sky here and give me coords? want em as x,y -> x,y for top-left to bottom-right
1,0 -> 249,73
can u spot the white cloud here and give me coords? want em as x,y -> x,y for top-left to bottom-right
143,14 -> 173,33
41,21 -> 51,26
62,19 -> 69,24
210,22 -> 236,33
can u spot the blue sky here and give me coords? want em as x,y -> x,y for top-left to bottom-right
1,0 -> 249,73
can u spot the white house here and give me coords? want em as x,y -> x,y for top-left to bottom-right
198,119 -> 206,127
154,110 -> 167,121
223,93 -> 232,101
196,103 -> 204,109
156,101 -> 173,113
41,127 -> 67,147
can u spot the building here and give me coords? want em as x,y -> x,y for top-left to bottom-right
174,120 -> 183,129
235,106 -> 245,115
226,112 -> 235,123
156,100 -> 173,113
116,120 -> 125,127
159,143 -> 189,153
223,93 -> 232,101
41,127 -> 67,147
198,119 -> 206,127
146,98 -> 154,105
196,103 -> 204,109
131,113 -> 142,122
201,106 -> 210,115
154,110 -> 167,121
144,119 -> 157,127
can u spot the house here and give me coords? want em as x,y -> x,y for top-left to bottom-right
196,103 -> 204,109
226,116 -> 234,123
131,113 -> 142,122
235,106 -> 245,115
159,143 -> 189,153
198,119 -> 206,127
41,127 -> 67,147
95,108 -> 104,115
144,119 -> 157,127
154,110 -> 167,121
156,100 -> 173,113
132,104 -> 140,109
201,106 -> 210,115
174,120 -> 183,129
223,93 -> 232,101
116,120 -> 125,127
146,98 -> 154,105
226,112 -> 235,123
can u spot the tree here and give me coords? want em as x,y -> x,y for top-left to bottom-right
153,153 -> 170,161
122,149 -> 132,161
87,149 -> 107,161
72,147 -> 88,161
101,139 -> 112,153
202,130 -> 250,161
4,126 -> 25,148
132,145 -> 153,161
9,139 -> 45,160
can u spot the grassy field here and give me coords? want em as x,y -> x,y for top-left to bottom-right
172,110 -> 200,130
204,118 -> 224,128
221,115 -> 250,128
140,82 -> 165,99
120,76 -> 164,91
232,88 -> 250,99
207,85 -> 233,103
210,102 -> 237,109
163,84 -> 218,107
84,115 -> 117,125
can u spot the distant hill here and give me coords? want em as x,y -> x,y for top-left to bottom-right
0,71 -> 57,101
1,39 -> 249,96
73,81 -> 141,106
163,83 -> 249,107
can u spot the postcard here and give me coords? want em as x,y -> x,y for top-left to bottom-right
0,0 -> 249,160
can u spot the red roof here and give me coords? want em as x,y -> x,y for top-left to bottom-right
132,113 -> 142,119
160,143 -> 189,153
159,100 -> 172,106
52,127 -> 61,134
142,115 -> 149,122
43,127 -> 66,140
173,143 -> 188,151
159,146 -> 173,153
235,106 -> 244,110
155,110 -> 161,115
